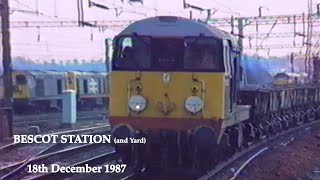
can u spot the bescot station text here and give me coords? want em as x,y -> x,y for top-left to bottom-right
13,135 -> 112,144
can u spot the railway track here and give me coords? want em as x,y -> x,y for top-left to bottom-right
199,119 -> 320,180
64,157 -> 145,180
1,124 -> 110,150
3,118 -> 318,179
13,109 -> 108,126
108,120 -> 320,180
0,125 -> 110,177
118,167 -> 147,180
110,119 -> 320,180
1,143 -> 115,179
28,150 -> 119,180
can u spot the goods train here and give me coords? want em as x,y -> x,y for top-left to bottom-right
108,16 -> 320,171
10,70 -> 108,113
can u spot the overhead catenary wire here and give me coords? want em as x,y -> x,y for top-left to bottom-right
88,0 -> 149,17
7,0 -> 320,61
212,0 -> 242,16
12,0 -> 75,21
104,0 -> 184,15
257,19 -> 279,51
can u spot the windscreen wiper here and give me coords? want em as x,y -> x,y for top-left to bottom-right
132,32 -> 150,46
187,33 -> 205,47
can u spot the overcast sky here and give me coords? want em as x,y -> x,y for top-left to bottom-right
5,0 -> 320,61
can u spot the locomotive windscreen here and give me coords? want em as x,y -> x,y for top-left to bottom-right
112,35 -> 224,72
184,37 -> 223,71
151,38 -> 184,70
113,36 -> 151,69
15,75 -> 27,85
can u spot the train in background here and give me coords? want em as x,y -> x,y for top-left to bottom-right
11,70 -> 108,114
108,16 -> 320,172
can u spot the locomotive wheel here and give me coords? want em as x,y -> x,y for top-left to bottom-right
258,122 -> 268,139
143,131 -> 180,171
285,116 -> 291,128
115,144 -> 134,164
267,120 -> 278,135
287,114 -> 296,127
275,117 -> 284,132
159,131 -> 179,170
132,132 -> 148,167
312,107 -> 318,120
268,120 -> 277,135
306,109 -> 315,121
111,125 -> 135,165
217,132 -> 232,161
252,124 -> 262,141
280,116 -> 289,130
243,123 -> 253,147
191,126 -> 216,172
316,106 -> 320,119
273,117 -> 280,132
297,112 -> 304,125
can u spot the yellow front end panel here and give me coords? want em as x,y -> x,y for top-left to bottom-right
12,73 -> 30,99
110,72 -> 226,120
13,86 -> 30,99
66,72 -> 77,90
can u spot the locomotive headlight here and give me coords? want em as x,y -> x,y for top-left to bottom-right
128,95 -> 147,112
185,96 -> 204,113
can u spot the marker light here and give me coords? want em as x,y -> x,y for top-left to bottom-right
128,95 -> 147,112
185,96 -> 204,113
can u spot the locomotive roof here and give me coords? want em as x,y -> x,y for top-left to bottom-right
13,70 -> 107,76
13,70 -> 66,76
118,16 -> 238,47
69,71 -> 106,75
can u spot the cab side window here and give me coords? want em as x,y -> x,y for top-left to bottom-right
113,36 -> 151,70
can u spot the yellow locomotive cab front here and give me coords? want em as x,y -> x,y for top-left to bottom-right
110,71 -> 226,131
12,71 -> 30,99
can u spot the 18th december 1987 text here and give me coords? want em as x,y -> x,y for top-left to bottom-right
27,164 -> 127,174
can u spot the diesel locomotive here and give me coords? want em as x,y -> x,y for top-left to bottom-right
11,70 -> 108,113
108,16 -> 320,171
